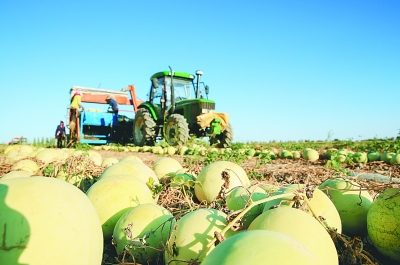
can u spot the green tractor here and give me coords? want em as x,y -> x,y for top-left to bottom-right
133,68 -> 233,148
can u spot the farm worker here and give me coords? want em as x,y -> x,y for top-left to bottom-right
69,91 -> 84,139
55,121 -> 66,148
106,95 -> 119,114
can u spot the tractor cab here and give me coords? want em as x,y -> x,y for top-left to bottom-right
147,70 -> 210,121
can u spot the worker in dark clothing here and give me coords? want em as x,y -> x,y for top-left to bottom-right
55,121 -> 66,148
106,95 -> 119,114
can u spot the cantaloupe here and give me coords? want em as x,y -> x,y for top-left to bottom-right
152,157 -> 183,179
86,176 -> 156,239
225,185 -> 269,228
201,230 -> 319,265
319,178 -> 372,236
367,188 -> 400,262
194,161 -> 250,204
248,207 -> 338,265
0,177 -> 103,265
165,208 -> 227,264
262,184 -> 342,233
113,204 -> 175,264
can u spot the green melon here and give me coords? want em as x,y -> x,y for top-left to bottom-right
113,204 -> 175,263
201,230 -> 319,265
262,184 -> 342,233
165,208 -> 227,264
248,207 -> 337,265
367,151 -> 381,162
225,185 -> 269,228
381,152 -> 396,164
304,148 -> 319,161
367,188 -> 400,262
194,161 -> 250,204
280,150 -> 293,159
319,178 -> 373,236
86,176 -> 156,239
390,154 -> 400,165
352,152 -> 368,163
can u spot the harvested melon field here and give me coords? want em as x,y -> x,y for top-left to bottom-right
1,142 -> 400,265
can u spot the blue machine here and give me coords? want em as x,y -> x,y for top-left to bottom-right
68,86 -> 137,145
79,111 -> 120,144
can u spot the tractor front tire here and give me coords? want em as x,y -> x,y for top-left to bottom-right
210,123 -> 233,148
164,114 -> 189,146
133,109 -> 156,146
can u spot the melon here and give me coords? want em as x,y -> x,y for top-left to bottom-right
119,155 -> 143,163
194,161 -> 250,204
319,178 -> 373,236
98,160 -> 159,185
0,177 -> 103,265
11,159 -> 39,174
280,150 -> 293,159
367,151 -> 381,162
390,153 -> 400,165
262,184 -> 342,233
324,148 -> 338,159
167,146 -> 177,155
292,150 -> 301,159
87,150 -> 103,166
249,207 -> 338,265
335,149 -> 348,163
381,152 -> 396,164
367,188 -> 400,262
304,148 -> 319,161
351,152 -> 368,163
152,157 -> 183,179
4,151 -> 29,164
86,176 -> 156,239
113,204 -> 175,264
1,171 -> 33,180
178,145 -> 188,156
201,230 -> 319,265
165,208 -> 227,264
35,148 -> 66,163
225,185 -> 269,228
101,157 -> 119,168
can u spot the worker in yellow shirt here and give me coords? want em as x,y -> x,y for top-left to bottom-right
69,91 -> 84,142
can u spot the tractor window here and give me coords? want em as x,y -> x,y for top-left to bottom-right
164,79 -> 193,101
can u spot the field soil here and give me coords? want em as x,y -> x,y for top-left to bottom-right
1,149 -> 399,265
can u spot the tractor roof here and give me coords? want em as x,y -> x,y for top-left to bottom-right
150,71 -> 195,80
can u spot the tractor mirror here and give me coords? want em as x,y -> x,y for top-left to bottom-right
205,85 -> 209,95
151,78 -> 159,88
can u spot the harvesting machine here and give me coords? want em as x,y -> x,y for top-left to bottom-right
67,85 -> 141,145
67,68 -> 233,147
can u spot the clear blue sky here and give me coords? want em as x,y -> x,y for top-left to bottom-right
1,0 -> 399,144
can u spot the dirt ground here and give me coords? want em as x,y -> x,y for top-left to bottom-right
1,149 -> 399,264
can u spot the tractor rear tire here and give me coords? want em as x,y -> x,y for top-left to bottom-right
164,114 -> 189,146
210,123 -> 233,148
133,109 -> 156,146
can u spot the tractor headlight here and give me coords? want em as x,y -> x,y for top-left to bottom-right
201,109 -> 214,114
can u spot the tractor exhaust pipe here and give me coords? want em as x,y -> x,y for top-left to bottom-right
195,70 -> 203,98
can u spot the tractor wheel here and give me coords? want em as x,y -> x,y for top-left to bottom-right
210,123 -> 233,148
164,114 -> 189,146
133,109 -> 156,146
